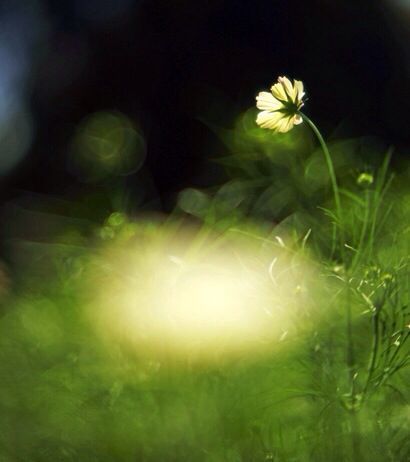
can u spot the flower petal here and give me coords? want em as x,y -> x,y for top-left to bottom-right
294,80 -> 305,106
276,116 -> 294,133
294,80 -> 305,98
278,76 -> 297,101
256,76 -> 306,133
256,110 -> 283,130
256,92 -> 283,111
270,81 -> 287,102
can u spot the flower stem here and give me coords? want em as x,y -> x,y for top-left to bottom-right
362,304 -> 381,400
300,113 -> 344,249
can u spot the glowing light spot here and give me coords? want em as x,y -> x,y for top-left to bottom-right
86,222 -> 316,363
69,111 -> 146,182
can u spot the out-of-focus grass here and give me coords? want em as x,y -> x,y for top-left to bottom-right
0,113 -> 409,461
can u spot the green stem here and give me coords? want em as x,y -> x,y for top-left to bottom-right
345,286 -> 357,398
301,113 -> 344,249
387,330 -> 409,369
362,306 -> 381,400
351,189 -> 370,271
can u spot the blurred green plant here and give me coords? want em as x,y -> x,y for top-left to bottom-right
0,83 -> 409,462
68,111 -> 146,183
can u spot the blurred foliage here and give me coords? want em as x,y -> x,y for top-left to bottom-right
68,111 -> 146,183
0,110 -> 409,461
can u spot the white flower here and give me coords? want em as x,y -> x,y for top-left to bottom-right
256,76 -> 305,133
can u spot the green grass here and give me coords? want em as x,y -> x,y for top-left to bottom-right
0,113 -> 409,461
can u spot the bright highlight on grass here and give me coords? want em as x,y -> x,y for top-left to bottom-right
87,222 -> 315,362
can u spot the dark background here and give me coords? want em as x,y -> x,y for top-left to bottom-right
2,0 -> 410,203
